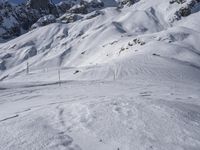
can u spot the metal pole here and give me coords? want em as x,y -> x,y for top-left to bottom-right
113,68 -> 116,81
58,69 -> 61,86
26,62 -> 29,74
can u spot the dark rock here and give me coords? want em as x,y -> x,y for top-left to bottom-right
152,53 -> 160,56
0,60 -> 6,70
31,15 -> 56,29
2,53 -> 12,59
74,70 -> 80,74
23,47 -> 37,60
169,0 -> 186,4
179,6 -> 191,17
59,13 -> 81,23
0,1 -> 59,42
27,0 -> 51,10
70,5 -> 88,14
69,0 -> 104,14
27,0 -> 58,16
56,2 -> 71,15
119,0 -> 140,6
171,0 -> 200,21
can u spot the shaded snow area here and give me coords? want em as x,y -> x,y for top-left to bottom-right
0,0 -> 200,149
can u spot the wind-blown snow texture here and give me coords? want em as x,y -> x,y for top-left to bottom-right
0,0 -> 200,150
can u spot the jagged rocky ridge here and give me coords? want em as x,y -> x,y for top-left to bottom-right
170,0 -> 200,21
0,0 -> 58,42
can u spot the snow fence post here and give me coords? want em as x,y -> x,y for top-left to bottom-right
26,51 -> 30,74
114,71 -> 116,80
113,68 -> 116,81
58,69 -> 61,86
26,62 -> 29,74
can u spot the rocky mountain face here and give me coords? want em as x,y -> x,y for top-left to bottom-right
170,0 -> 200,21
118,0 -> 140,6
0,0 -> 58,42
0,0 -> 106,42
26,0 -> 58,16
0,0 -> 200,42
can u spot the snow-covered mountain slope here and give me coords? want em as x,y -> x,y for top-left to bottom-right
0,0 -> 200,150
0,0 -> 200,82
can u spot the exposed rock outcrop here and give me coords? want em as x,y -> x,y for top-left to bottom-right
169,0 -> 200,22
27,0 -> 58,16
31,15 -> 56,29
0,1 -> 58,42
119,0 -> 140,6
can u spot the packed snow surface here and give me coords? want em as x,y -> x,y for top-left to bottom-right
0,0 -> 200,149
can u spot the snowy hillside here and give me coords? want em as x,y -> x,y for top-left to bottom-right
0,0 -> 200,150
0,0 -> 200,82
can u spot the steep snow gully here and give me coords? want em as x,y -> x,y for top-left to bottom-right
0,0 -> 200,150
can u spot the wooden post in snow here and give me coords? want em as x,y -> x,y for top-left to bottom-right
26,52 -> 30,74
26,62 -> 29,74
58,69 -> 61,86
113,68 -> 116,81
